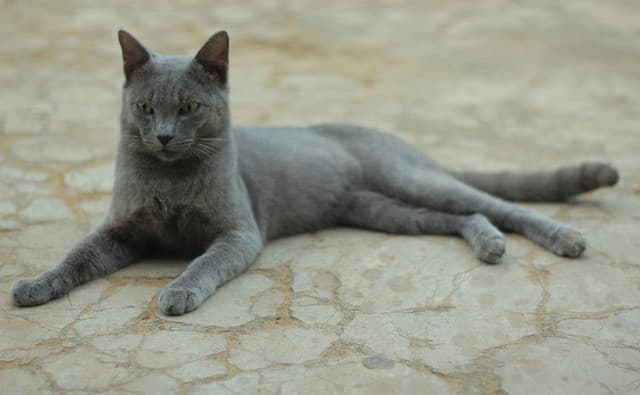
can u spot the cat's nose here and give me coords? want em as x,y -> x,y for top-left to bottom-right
157,134 -> 174,146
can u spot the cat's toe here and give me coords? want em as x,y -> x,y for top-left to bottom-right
11,278 -> 55,306
474,235 -> 506,264
550,228 -> 586,258
158,286 -> 203,315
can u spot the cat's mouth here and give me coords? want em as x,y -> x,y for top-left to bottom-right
140,135 -> 217,162
141,138 -> 190,162
152,146 -> 187,162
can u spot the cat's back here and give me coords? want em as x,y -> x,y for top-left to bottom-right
233,122 -> 405,157
233,123 -> 383,144
234,123 -> 437,176
233,124 -> 360,170
233,124 -> 331,150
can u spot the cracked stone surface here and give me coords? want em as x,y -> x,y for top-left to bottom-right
1,1 -> 640,394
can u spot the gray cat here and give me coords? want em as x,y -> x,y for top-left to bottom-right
11,31 -> 619,315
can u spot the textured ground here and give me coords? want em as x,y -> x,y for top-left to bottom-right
1,1 -> 640,394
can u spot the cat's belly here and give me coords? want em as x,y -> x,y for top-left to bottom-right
237,130 -> 362,239
259,178 -> 350,239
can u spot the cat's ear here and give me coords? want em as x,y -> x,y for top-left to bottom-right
117,30 -> 151,80
194,31 -> 229,84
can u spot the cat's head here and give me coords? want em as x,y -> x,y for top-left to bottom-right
117,30 -> 230,162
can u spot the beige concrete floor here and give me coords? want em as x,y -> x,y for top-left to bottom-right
1,1 -> 640,394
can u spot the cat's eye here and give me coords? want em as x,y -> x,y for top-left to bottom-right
178,102 -> 199,115
137,101 -> 154,115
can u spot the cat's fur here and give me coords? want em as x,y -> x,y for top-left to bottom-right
11,31 -> 619,315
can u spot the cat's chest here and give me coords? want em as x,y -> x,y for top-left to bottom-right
120,195 -> 220,255
111,174 -> 226,248
115,176 -> 202,213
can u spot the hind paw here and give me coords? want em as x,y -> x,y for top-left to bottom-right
549,228 -> 586,258
473,234 -> 506,264
464,214 -> 506,264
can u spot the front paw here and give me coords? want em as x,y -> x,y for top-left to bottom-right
158,285 -> 205,315
11,276 -> 67,306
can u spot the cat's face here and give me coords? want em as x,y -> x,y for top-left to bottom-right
118,31 -> 230,162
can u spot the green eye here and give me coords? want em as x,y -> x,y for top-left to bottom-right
137,101 -> 154,114
178,102 -> 199,115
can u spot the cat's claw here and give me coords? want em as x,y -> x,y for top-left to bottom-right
158,285 -> 204,315
549,228 -> 586,258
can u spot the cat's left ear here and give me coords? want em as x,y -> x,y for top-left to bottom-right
117,30 -> 151,80
194,31 -> 229,84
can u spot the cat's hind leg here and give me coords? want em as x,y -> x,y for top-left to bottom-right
373,167 -> 587,257
341,190 -> 505,263
11,223 -> 144,306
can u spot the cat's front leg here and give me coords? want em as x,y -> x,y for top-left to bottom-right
158,229 -> 263,315
11,223 -> 144,306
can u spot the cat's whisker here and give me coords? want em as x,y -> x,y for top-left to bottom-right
198,137 -> 227,142
192,146 -> 213,159
188,140 -> 223,158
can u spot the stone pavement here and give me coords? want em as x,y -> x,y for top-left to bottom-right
1,1 -> 639,394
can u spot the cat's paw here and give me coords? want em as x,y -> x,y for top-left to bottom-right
465,214 -> 506,264
158,285 -> 205,315
549,228 -> 586,258
580,162 -> 619,189
11,276 -> 66,306
473,234 -> 506,264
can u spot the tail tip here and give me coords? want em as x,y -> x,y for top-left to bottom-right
599,164 -> 619,187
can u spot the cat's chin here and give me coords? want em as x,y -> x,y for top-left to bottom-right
153,149 -> 187,162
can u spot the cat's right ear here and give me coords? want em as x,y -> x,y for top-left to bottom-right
117,30 -> 151,80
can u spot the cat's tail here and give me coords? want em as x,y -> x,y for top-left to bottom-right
450,162 -> 619,202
